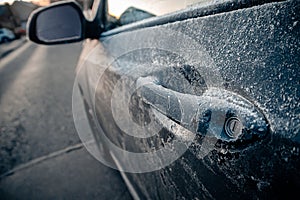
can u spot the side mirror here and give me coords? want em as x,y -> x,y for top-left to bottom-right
27,1 -> 100,45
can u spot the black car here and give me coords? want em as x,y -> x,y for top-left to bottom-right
27,0 -> 299,199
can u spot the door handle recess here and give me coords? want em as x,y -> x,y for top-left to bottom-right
136,76 -> 268,142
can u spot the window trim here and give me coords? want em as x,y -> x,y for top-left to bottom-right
101,0 -> 283,37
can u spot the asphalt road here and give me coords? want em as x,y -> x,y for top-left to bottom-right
0,41 -> 132,200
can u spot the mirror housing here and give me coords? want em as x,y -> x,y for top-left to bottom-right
27,0 -> 101,45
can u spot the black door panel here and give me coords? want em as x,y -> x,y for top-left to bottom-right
78,0 -> 299,198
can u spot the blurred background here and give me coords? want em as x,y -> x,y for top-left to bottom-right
0,1 -> 134,199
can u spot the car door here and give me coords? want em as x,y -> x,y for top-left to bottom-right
76,0 -> 300,199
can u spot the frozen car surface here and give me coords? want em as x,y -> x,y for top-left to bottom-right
27,0 -> 299,199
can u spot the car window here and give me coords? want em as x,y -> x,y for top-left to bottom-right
107,0 -> 209,27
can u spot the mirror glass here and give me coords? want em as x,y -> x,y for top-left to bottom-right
36,5 -> 82,42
